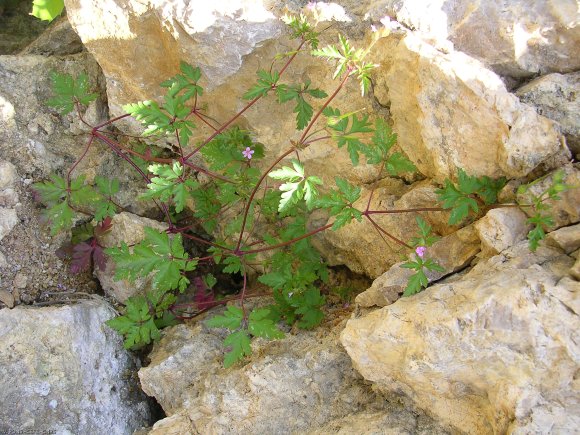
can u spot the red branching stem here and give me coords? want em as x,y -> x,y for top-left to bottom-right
183,40 -> 306,161
235,148 -> 294,250
180,232 -> 233,252
365,215 -> 411,249
67,135 -> 95,184
193,111 -> 219,132
365,161 -> 385,212
242,222 -> 333,255
299,67 -> 352,144
93,113 -> 131,130
364,207 -> 444,215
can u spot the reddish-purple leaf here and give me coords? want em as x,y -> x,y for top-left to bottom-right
94,216 -> 113,239
193,276 -> 217,310
70,241 -> 94,274
92,245 -> 107,271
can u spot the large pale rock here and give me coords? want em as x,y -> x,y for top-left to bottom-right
385,32 -> 569,183
545,223 -> 580,254
341,241 -> 580,433
0,301 -> 152,433
62,0 -> 381,185
96,212 -> 168,303
475,207 -> 530,257
382,0 -> 580,78
138,312 -> 450,434
356,225 -> 480,307
516,72 -> 580,157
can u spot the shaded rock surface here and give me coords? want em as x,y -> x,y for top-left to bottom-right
139,314 -> 453,434
0,300 -> 152,433
21,15 -> 84,56
516,71 -> 580,157
95,212 -> 168,303
0,0 -> 50,54
342,240 -> 580,433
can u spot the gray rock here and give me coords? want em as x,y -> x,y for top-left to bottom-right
0,300 -> 152,433
0,53 -> 107,176
21,15 -> 84,56
95,212 -> 168,303
516,72 -> 580,157
0,208 -> 17,241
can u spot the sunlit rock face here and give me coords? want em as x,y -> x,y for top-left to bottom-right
381,0 -> 580,78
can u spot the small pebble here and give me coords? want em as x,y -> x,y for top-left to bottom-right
0,289 -> 15,308
13,272 -> 28,289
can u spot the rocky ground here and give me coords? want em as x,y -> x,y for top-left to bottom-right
0,0 -> 578,434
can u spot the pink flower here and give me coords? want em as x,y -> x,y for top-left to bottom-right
242,147 -> 254,160
415,246 -> 426,258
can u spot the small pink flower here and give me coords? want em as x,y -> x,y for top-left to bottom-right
242,147 -> 254,160
415,246 -> 426,258
370,24 -> 377,33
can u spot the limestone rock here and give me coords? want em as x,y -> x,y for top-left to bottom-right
475,207 -> 530,257
517,163 -> 580,229
139,317 -> 393,433
62,0 -> 378,185
516,72 -> 580,157
95,212 -> 168,303
0,300 -> 152,433
385,32 -> 569,183
0,160 -> 18,242
341,241 -> 580,433
356,225 -> 480,307
0,53 -> 107,175
545,223 -> 580,254
382,0 -> 580,78
0,208 -> 17,242
21,15 -> 84,56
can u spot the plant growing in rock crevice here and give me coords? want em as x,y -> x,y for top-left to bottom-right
33,14 -> 574,366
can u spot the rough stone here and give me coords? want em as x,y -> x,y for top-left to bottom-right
570,256 -> 580,280
384,32 -> 569,183
0,208 -> 18,242
0,300 -> 152,433
517,163 -> 580,230
95,212 -> 168,303
0,0 -> 50,54
62,0 -> 380,186
516,72 -> 580,157
0,160 -> 17,190
0,289 -> 14,308
382,0 -> 580,78
0,53 -> 107,176
21,15 -> 84,56
356,225 -> 480,307
138,314 -> 449,434
341,241 -> 580,433
475,207 -> 530,257
545,223 -> 580,254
